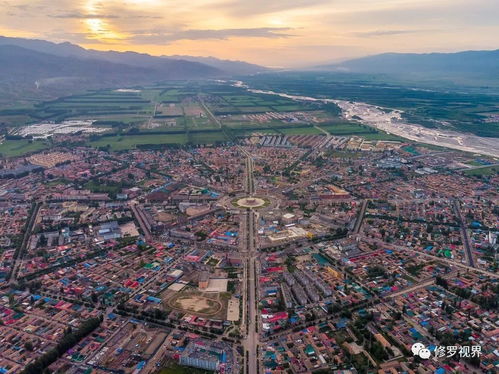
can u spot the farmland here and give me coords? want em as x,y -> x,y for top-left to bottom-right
0,138 -> 48,157
243,72 -> 499,138
463,165 -> 499,177
0,80 -> 428,155
89,133 -> 189,151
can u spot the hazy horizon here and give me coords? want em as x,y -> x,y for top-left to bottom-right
1,0 -> 499,67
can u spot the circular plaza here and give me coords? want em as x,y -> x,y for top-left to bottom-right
234,196 -> 267,208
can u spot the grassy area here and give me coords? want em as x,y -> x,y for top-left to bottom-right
0,89 -> 155,125
463,165 -> 499,176
88,129 -> 233,151
188,131 -> 227,144
332,330 -> 352,345
351,353 -> 371,372
83,180 -> 123,194
243,72 -> 499,138
89,134 -> 188,151
270,104 -> 308,111
0,139 -> 47,157
320,122 -> 376,135
206,86 -> 312,115
358,132 -> 405,141
184,116 -> 218,129
278,126 -> 322,135
326,150 -> 363,159
3,80 -> 482,157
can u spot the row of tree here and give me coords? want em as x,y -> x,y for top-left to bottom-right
21,316 -> 102,374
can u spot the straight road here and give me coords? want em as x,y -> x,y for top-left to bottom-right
353,200 -> 368,234
244,209 -> 259,374
198,96 -> 222,129
239,145 -> 259,374
131,202 -> 152,241
453,199 -> 475,267
9,202 -> 40,283
380,242 -> 498,278
456,162 -> 499,172
387,270 -> 458,299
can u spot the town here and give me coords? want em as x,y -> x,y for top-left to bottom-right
0,125 -> 497,374
1,0 -> 499,372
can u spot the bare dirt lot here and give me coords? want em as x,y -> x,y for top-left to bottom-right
166,289 -> 229,318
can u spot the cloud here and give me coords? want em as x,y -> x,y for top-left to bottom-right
2,0 -> 498,66
49,12 -> 120,19
208,0 -> 331,17
130,27 -> 294,44
46,31 -> 117,44
352,29 -> 431,37
48,11 -> 163,20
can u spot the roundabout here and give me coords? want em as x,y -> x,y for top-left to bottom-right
234,196 -> 267,208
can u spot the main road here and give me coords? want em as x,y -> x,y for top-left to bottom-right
353,200 -> 368,234
244,209 -> 259,374
453,199 -> 475,268
366,237 -> 498,278
9,202 -> 40,284
239,144 -> 259,374
201,97 -> 260,372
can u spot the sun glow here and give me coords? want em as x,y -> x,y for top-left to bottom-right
1,0 -> 495,66
84,0 -> 125,42
125,0 -> 161,4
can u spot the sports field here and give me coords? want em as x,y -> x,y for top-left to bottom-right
168,290 -> 223,316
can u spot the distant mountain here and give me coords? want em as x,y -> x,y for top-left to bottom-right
0,45 -> 220,83
0,36 -> 267,75
164,55 -> 268,75
0,36 -> 269,106
317,50 -> 499,83
0,45 -> 144,82
0,36 -> 87,57
0,45 -> 222,102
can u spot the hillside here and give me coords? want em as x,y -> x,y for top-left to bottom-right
317,49 -> 499,85
0,36 -> 267,75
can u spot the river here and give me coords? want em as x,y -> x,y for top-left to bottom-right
232,80 -> 499,158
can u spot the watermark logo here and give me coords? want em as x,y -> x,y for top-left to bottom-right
411,343 -> 481,360
411,343 -> 431,359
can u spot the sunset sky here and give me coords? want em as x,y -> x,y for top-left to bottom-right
1,0 -> 498,67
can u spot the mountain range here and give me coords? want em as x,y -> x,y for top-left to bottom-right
0,36 -> 268,96
1,36 -> 498,100
317,50 -> 499,85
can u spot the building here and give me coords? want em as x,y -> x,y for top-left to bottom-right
179,339 -> 227,371
282,213 -> 296,224
199,271 -> 210,289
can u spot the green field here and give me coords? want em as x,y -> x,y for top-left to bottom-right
317,122 -> 405,141
243,72 -> 499,138
84,180 -> 124,194
0,79 -> 473,155
320,121 -> 375,135
463,165 -> 499,176
203,84 -> 313,116
89,133 -> 188,151
279,126 -> 322,135
0,122 -> 404,156
184,116 -> 218,130
0,139 -> 48,157
0,89 -> 155,126
187,131 -> 227,144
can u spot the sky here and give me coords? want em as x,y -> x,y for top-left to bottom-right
1,0 -> 498,67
